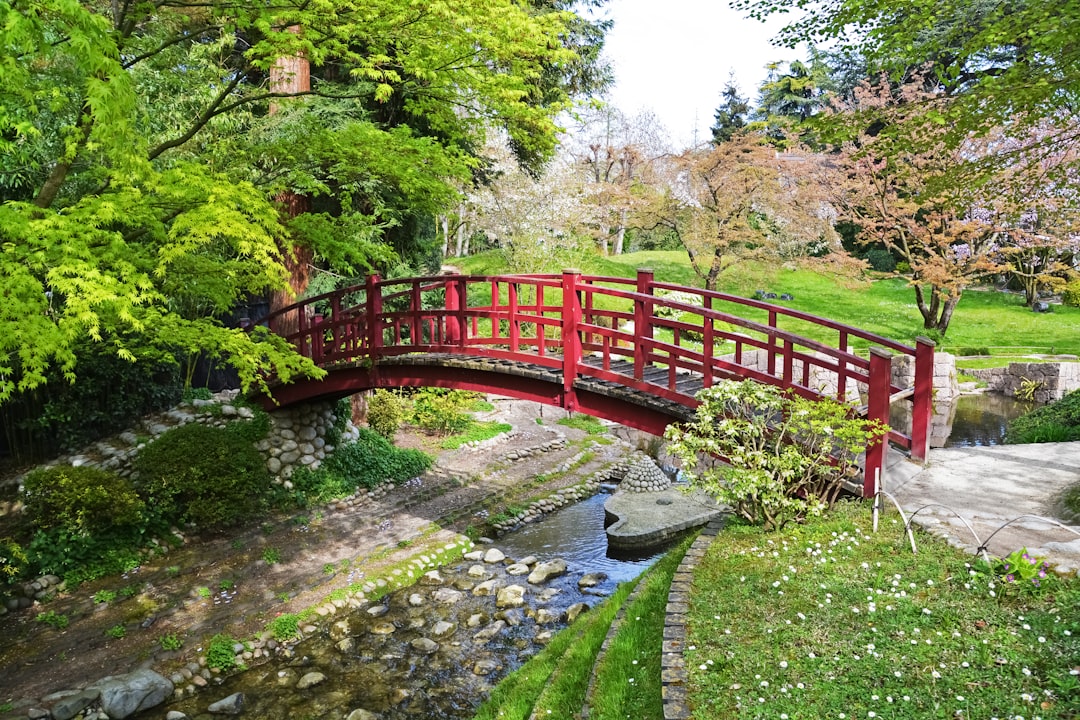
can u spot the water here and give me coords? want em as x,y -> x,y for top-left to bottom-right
141,490 -> 675,719
944,393 -> 1033,447
494,492 -> 676,584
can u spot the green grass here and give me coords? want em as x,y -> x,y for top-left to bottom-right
458,250 -> 1080,359
439,420 -> 513,449
471,579 -> 637,720
587,534 -> 696,720
557,415 -> 608,435
686,502 -> 1080,719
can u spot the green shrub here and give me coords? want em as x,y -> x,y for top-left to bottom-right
27,526 -> 144,584
366,389 -> 405,440
1006,389 -> 1080,444
268,613 -> 301,641
865,247 -> 897,273
22,466 -> 144,535
323,428 -> 432,490
133,421 -> 271,531
206,633 -> 239,672
0,537 -> 28,586
895,261 -> 912,274
410,388 -> 474,436
1063,274 -> 1080,307
288,466 -> 354,505
953,346 -> 990,356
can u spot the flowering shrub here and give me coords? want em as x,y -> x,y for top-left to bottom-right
665,380 -> 888,530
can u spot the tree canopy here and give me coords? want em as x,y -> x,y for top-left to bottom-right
0,0 -> 604,401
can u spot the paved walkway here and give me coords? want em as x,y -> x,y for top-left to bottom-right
884,442 -> 1080,576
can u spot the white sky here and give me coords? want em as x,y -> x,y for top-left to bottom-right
598,0 -> 801,148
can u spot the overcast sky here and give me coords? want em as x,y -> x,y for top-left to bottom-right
598,0 -> 801,148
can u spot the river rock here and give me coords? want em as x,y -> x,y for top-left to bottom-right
49,690 -> 100,720
472,579 -> 500,596
432,587 -> 464,605
166,711 -> 190,720
463,550 -> 484,561
483,548 -> 506,564
496,608 -> 524,626
337,638 -> 356,653
297,672 -> 327,689
472,620 -> 506,643
538,588 -> 562,602
527,559 -> 568,585
207,692 -> 245,715
505,563 -> 530,575
408,593 -> 425,606
473,659 -> 501,676
27,709 -> 49,720
420,570 -> 444,585
467,564 -> 488,578
370,622 -> 397,635
496,584 -> 526,608
578,572 -> 607,589
533,608 -> 559,624
88,668 -> 174,719
565,602 -> 589,623
518,555 -> 538,566
346,711 -> 378,720
431,620 -> 456,638
366,604 -> 389,617
411,637 -> 439,654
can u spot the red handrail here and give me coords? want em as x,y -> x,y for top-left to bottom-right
257,270 -> 934,495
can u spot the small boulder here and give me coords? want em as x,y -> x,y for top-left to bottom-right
411,637 -> 439,655
207,692 -> 245,715
89,669 -> 174,719
496,584 -> 526,608
482,548 -> 506,564
297,672 -> 327,690
578,572 -> 607,589
527,559 -> 568,585
432,588 -> 464,605
346,711 -> 379,720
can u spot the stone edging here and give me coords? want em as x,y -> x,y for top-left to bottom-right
661,517 -> 725,720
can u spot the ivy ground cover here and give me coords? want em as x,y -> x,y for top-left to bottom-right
687,503 -> 1080,719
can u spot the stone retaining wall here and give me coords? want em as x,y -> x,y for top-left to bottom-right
967,362 -> 1080,402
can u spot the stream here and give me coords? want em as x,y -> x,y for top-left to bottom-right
140,493 -> 677,720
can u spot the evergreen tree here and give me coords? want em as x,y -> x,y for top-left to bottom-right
710,76 -> 752,144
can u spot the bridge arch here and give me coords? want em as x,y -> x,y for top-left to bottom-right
256,270 -> 935,496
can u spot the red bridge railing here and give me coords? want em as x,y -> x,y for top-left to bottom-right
260,270 -> 934,496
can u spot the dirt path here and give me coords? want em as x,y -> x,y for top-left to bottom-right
0,397 -> 638,712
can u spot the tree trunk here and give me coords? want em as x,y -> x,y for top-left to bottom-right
613,209 -> 628,255
267,26 -> 311,334
598,224 -> 610,255
913,283 -> 941,330
935,293 -> 962,336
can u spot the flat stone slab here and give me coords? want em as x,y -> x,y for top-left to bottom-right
604,487 -> 724,549
887,441 -> 1080,567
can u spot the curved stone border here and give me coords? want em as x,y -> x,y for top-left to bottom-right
661,517 -> 725,720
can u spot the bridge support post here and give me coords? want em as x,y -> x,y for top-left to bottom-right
910,336 -> 934,464
634,268 -> 654,381
562,269 -> 582,410
865,347 -> 892,497
366,274 -> 382,355
445,276 -> 463,345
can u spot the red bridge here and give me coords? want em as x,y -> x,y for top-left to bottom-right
259,270 -> 934,496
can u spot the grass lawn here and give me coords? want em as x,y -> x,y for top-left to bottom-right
457,250 -> 1080,359
687,502 -> 1080,719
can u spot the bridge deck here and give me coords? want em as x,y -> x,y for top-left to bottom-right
256,271 -> 935,495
